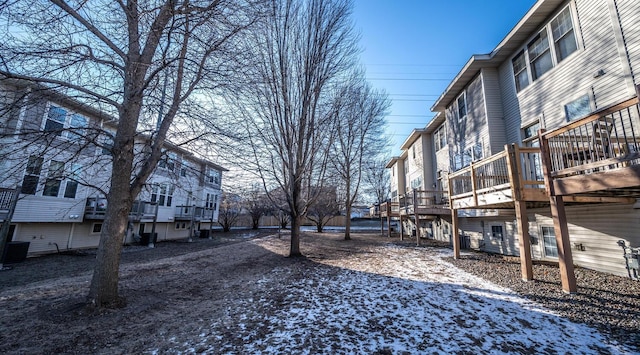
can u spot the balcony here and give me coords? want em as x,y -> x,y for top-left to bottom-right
400,189 -> 449,216
448,146 -> 547,209
85,197 -> 157,221
539,96 -> 640,197
174,205 -> 215,221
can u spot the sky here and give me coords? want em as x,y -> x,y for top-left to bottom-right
351,0 -> 537,156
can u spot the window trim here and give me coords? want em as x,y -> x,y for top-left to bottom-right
42,103 -> 89,141
490,224 -> 504,240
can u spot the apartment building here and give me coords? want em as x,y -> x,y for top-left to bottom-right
387,0 -> 640,288
0,78 -> 225,257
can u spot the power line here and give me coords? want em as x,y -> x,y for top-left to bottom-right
367,78 -> 450,81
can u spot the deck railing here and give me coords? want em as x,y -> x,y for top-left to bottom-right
174,205 -> 215,220
85,197 -> 157,220
540,97 -> 640,178
448,146 -> 544,201
401,189 -> 449,212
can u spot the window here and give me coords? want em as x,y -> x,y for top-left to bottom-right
64,163 -> 82,198
434,124 -> 446,151
91,223 -> 103,234
101,130 -> 115,155
43,105 -> 88,140
21,156 -> 43,195
452,142 -> 483,171
411,176 -> 422,190
551,7 -> 578,62
206,193 -> 216,209
43,160 -> 64,197
522,122 -> 540,143
564,94 -> 591,121
67,114 -> 87,141
541,226 -> 558,258
528,31 -> 553,80
456,94 -> 467,122
491,225 -> 504,240
206,167 -> 220,184
512,51 -> 529,92
44,106 -> 66,134
512,5 -> 578,92
175,222 -> 188,230
151,183 -> 174,207
158,152 -> 176,171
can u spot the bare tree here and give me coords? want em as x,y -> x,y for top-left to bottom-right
245,185 -> 271,229
363,158 -> 390,207
0,1 -> 260,307
306,185 -> 340,232
330,70 -> 390,240
217,192 -> 242,232
224,0 -> 358,256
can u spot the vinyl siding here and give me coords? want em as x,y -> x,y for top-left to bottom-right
13,196 -> 86,223
616,0 -> 640,83
500,0 -> 633,142
481,68 -> 508,153
530,203 -> 640,277
14,223 -> 72,254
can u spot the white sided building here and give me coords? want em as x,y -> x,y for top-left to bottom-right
0,78 -> 225,257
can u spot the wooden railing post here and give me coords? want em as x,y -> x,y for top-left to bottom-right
506,144 -> 533,281
539,129 -> 577,293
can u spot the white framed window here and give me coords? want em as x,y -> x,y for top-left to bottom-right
452,142 -> 483,171
64,163 -> 82,198
512,5 -> 578,92
434,124 -> 446,151
101,129 -> 115,155
43,104 -> 88,140
541,226 -> 558,258
91,223 -> 103,234
205,193 -> 216,209
551,7 -> 578,62
151,183 -> 174,206
564,94 -> 592,121
21,155 -> 43,195
175,222 -> 188,230
410,176 -> 422,190
512,50 -> 529,92
490,224 -> 504,240
456,94 -> 467,122
528,30 -> 553,80
42,160 -> 65,197
158,151 -> 177,171
206,167 -> 220,184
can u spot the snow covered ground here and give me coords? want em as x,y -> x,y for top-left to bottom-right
160,237 -> 632,354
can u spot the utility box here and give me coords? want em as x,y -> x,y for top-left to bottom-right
3,241 -> 30,264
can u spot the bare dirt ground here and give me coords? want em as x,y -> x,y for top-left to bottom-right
0,230 -> 639,354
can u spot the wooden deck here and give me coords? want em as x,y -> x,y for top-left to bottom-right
380,189 -> 449,242
537,95 -> 640,293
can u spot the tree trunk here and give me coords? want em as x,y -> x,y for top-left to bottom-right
289,214 -> 302,257
344,205 -> 352,240
87,161 -> 134,307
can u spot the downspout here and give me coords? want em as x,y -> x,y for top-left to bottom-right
608,0 -> 636,94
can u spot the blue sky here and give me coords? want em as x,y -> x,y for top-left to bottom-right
352,0 -> 537,155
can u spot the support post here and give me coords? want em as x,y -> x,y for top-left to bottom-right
451,208 -> 460,259
539,130 -> 577,293
414,189 -> 420,246
386,202 -> 392,238
505,144 -> 533,281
